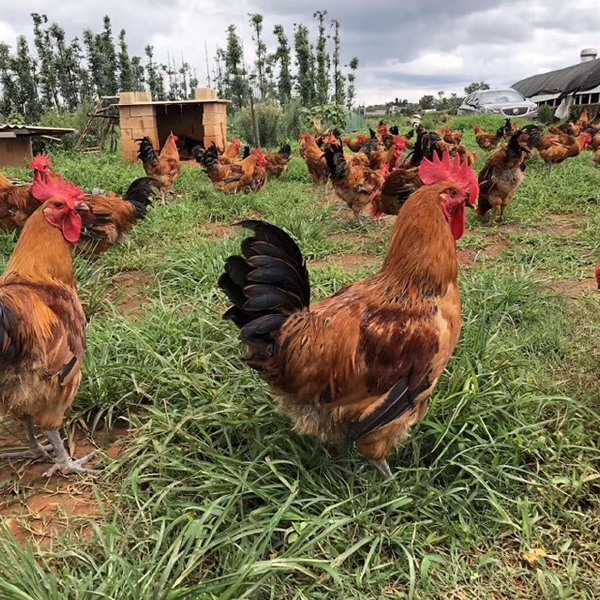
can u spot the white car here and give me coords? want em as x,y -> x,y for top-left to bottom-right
458,89 -> 538,119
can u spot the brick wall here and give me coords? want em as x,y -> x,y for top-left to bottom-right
119,104 -> 159,162
202,103 -> 228,149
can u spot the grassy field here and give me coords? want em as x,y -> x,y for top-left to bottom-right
0,117 -> 599,599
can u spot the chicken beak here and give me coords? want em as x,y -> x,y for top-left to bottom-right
76,202 -> 90,213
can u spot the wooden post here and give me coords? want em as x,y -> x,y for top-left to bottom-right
249,95 -> 260,148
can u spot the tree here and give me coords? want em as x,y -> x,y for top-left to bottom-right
464,81 -> 490,95
224,25 -> 249,109
31,13 -> 58,110
145,45 -> 165,100
313,11 -> 329,105
118,29 -> 135,92
273,24 -> 292,105
346,57 -> 359,109
419,94 -> 435,109
331,19 -> 345,106
249,14 -> 267,100
294,24 -> 315,107
11,36 -> 41,121
99,16 -> 118,96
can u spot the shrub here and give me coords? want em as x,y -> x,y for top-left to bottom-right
537,104 -> 555,125
234,102 -> 284,148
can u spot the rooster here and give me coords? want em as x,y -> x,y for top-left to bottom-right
344,133 -> 370,153
299,133 -> 328,185
476,130 -> 531,223
137,132 -> 181,204
0,155 -> 55,232
219,152 -> 478,477
324,135 -> 385,224
366,137 -> 408,170
438,126 -> 464,145
199,144 -> 268,194
265,144 -> 292,179
0,174 -> 99,477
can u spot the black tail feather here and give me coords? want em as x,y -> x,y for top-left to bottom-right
219,220 -> 310,363
136,137 -> 158,166
278,143 -> 292,158
123,177 -> 155,219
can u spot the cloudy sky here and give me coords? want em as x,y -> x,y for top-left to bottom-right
1,0 -> 599,105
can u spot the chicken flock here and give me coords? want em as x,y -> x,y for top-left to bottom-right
0,109 -> 598,479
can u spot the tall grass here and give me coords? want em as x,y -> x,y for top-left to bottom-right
0,127 -> 599,599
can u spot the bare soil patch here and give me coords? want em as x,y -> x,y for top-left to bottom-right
311,253 -> 379,271
0,422 -> 129,548
107,270 -> 154,318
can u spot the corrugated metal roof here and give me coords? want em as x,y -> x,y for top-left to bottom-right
513,59 -> 600,99
0,124 -> 76,136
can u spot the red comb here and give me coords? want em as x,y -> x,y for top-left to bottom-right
29,154 -> 53,172
32,172 -> 85,208
419,151 -> 479,202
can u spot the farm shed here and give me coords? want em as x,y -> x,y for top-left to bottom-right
0,124 -> 75,168
513,49 -> 600,115
118,89 -> 230,162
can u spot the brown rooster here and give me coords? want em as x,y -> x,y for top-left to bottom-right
137,132 -> 181,204
219,152 -> 478,477
0,175 -> 98,477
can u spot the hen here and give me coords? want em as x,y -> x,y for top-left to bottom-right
200,144 -> 268,194
219,152 -> 478,477
523,126 -> 592,166
299,133 -> 328,185
476,130 -> 531,223
265,144 -> 292,179
137,132 -> 181,204
0,174 -> 97,477
324,136 -> 385,224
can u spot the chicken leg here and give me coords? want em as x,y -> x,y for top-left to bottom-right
41,430 -> 97,478
0,417 -> 54,461
369,458 -> 394,480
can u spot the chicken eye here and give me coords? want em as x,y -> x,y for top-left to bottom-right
54,202 -> 65,209
449,189 -> 458,198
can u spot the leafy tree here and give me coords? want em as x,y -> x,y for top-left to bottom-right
294,24 -> 315,107
224,25 -> 249,109
31,13 -> 58,109
464,81 -> 490,95
118,29 -> 135,92
419,94 -> 435,109
313,11 -> 329,104
249,14 -> 267,99
145,45 -> 165,100
99,16 -> 119,95
273,24 -> 292,105
331,19 -> 345,106
346,57 -> 359,108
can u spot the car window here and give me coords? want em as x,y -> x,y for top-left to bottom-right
479,90 -> 524,104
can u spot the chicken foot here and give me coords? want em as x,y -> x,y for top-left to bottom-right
41,430 -> 98,478
368,458 -> 394,480
0,417 -> 54,461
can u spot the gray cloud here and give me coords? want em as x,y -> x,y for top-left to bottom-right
0,0 -> 598,104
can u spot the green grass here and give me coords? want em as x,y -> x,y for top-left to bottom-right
1,120 -> 600,599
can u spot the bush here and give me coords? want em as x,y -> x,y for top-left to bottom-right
537,104 -> 555,125
233,102 -> 284,148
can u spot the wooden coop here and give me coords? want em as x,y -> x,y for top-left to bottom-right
0,124 -> 75,168
118,89 -> 230,162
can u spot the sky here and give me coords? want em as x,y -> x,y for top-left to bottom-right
1,0 -> 599,105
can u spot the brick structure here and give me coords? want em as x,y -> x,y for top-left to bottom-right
118,90 -> 230,163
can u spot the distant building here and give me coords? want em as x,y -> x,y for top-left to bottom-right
513,48 -> 600,114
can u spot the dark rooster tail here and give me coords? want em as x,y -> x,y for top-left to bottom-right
123,177 -> 155,219
219,220 -> 310,365
323,142 -> 347,183
198,143 -> 220,173
389,125 -> 399,135
278,143 -> 292,158
191,145 -> 205,163
136,137 -> 158,167
242,145 -> 251,159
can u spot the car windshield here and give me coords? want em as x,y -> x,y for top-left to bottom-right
479,90 -> 524,104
